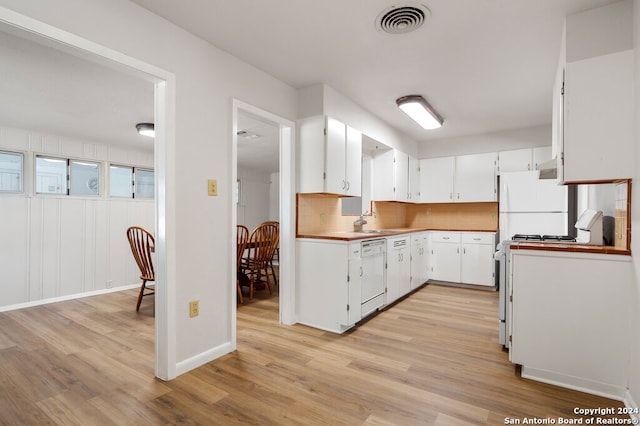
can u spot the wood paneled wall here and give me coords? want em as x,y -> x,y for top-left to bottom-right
0,125 -> 155,310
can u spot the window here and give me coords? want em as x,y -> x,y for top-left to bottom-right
109,165 -> 154,199
35,156 -> 67,194
0,151 -> 23,193
70,161 -> 100,196
109,165 -> 133,197
135,169 -> 154,199
36,156 -> 100,196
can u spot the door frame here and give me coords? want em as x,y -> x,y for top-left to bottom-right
231,99 -> 296,342
0,6 -> 177,380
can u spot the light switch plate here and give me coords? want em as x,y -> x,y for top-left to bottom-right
207,179 -> 217,196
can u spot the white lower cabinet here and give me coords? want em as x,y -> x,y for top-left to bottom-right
410,232 -> 429,289
296,239 -> 362,333
430,231 -> 496,286
386,235 -> 411,305
510,250 -> 632,399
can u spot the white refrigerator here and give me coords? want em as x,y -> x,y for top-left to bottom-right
499,171 -> 568,242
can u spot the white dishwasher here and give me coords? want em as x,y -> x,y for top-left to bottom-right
360,239 -> 386,317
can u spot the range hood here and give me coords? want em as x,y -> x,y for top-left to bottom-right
537,158 -> 558,180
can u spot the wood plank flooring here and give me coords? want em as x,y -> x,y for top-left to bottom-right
0,284 -> 624,425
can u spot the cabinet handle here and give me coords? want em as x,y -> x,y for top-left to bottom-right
463,248 -> 466,254
457,248 -> 459,254
528,163 -> 531,171
473,238 -> 481,241
360,266 -> 363,277
346,181 -> 350,191
450,192 -> 453,200
442,237 -> 450,240
342,180 -> 346,189
457,193 -> 460,200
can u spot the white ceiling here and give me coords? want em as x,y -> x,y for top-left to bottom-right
0,0 -> 620,173
0,28 -> 155,151
237,112 -> 280,173
130,0 -> 618,144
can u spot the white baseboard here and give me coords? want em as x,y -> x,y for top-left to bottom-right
521,366 -> 626,402
0,283 -> 141,313
175,342 -> 233,377
624,390 -> 639,423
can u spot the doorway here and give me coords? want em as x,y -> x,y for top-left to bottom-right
0,11 -> 176,379
232,100 -> 295,344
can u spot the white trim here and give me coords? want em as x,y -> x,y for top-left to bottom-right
0,284 -> 140,313
624,390 -> 639,424
175,342 -> 234,376
0,7 -> 176,381
521,366 -> 626,401
231,100 -> 297,335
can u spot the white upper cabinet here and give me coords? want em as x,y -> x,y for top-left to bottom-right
498,149 -> 533,173
498,147 -> 552,174
557,1 -> 634,182
408,155 -> 421,203
420,153 -> 497,203
419,156 -> 455,203
372,149 -> 410,202
563,50 -> 633,182
298,115 -> 362,196
453,152 -> 497,202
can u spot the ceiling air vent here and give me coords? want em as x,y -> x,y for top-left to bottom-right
375,4 -> 431,34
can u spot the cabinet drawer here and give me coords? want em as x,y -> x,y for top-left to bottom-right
461,233 -> 494,245
430,232 -> 460,243
348,243 -> 361,260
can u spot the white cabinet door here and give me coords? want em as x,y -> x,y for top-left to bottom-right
386,237 -> 411,304
345,126 -> 362,196
563,50 -> 634,182
461,243 -> 494,286
373,149 -> 410,202
297,240 -> 359,333
394,151 -> 409,203
408,155 -> 420,203
454,152 -> 497,202
430,242 -> 460,282
347,255 -> 363,325
372,149 -> 395,201
324,117 -> 347,194
532,146 -> 552,171
419,157 -> 455,203
410,233 -> 428,289
298,116 -> 326,193
498,149 -> 532,174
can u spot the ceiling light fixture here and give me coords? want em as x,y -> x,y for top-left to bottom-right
136,122 -> 155,138
396,95 -> 443,129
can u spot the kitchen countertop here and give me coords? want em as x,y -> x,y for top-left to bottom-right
509,241 -> 630,256
297,228 -> 496,241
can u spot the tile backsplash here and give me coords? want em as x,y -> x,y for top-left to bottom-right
297,194 -> 498,234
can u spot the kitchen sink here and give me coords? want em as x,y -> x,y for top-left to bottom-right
356,229 -> 391,234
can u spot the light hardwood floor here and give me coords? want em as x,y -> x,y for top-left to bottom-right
0,284 -> 624,425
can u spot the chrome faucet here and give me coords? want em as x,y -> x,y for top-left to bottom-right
353,211 -> 368,231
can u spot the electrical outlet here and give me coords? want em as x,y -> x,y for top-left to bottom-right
106,280 -> 113,289
207,179 -> 218,196
189,300 -> 199,317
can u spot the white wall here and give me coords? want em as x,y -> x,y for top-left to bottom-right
419,125 -> 551,159
237,167 -> 272,232
299,84 -> 419,156
269,172 -> 280,222
0,124 -> 154,310
628,0 -> 640,411
0,0 -> 298,375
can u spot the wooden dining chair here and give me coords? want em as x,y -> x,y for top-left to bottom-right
126,226 -> 155,311
262,221 -> 280,287
236,224 -> 249,303
241,222 -> 279,299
